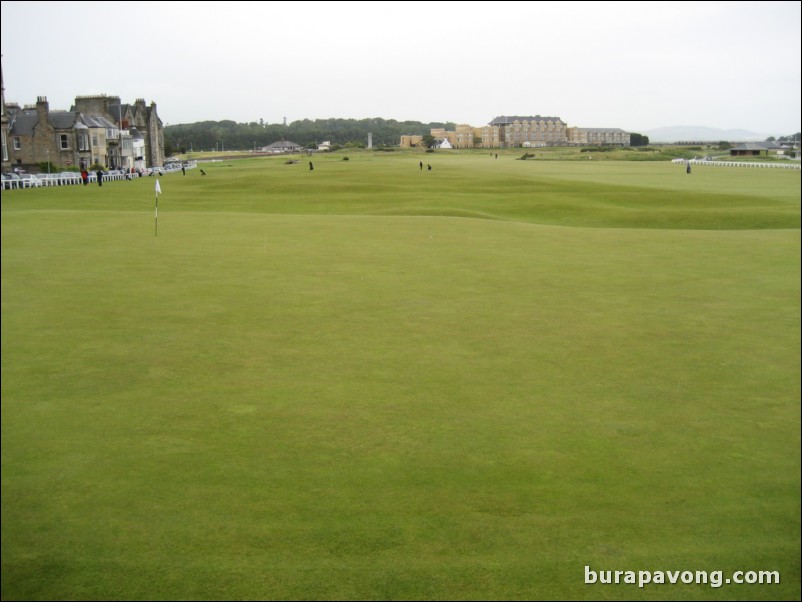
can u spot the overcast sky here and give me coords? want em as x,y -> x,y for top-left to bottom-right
1,0 -> 799,135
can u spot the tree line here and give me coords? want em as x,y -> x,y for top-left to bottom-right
164,118 -> 456,154
767,133 -> 801,143
165,118 -> 798,155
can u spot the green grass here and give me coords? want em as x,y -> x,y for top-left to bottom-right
2,155 -> 800,600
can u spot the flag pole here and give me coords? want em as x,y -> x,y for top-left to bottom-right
155,178 -> 161,236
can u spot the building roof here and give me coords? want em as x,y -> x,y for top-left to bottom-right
48,111 -> 80,129
730,142 -> 783,151
79,113 -> 116,129
490,115 -> 564,126
264,140 -> 301,149
8,109 -> 117,136
8,111 -> 37,136
573,127 -> 628,133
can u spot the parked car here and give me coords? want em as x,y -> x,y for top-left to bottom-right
1,173 -> 15,189
19,174 -> 43,188
2,172 -> 23,188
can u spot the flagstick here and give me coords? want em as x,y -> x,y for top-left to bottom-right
154,178 -> 161,236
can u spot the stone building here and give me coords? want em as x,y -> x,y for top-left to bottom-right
400,135 -> 424,148
566,127 -> 631,146
401,125 -> 490,149
477,125 -> 501,149
72,95 -> 164,169
0,63 -> 7,170
430,128 -> 457,147
489,115 -> 568,147
399,115 -> 580,150
1,65 -> 164,173
3,97 -> 116,172
398,113 -> 634,150
454,124 -> 478,149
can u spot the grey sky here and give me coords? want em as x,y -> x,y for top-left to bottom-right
1,0 -> 799,135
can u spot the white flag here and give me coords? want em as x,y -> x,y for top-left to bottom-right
155,179 -> 161,195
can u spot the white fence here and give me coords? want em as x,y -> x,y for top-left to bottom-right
2,163 -> 196,191
674,158 -> 800,170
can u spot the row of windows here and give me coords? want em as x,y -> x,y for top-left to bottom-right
508,136 -> 566,141
11,134 -> 133,152
12,134 -> 84,151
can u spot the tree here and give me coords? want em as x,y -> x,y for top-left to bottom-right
630,133 -> 649,147
422,134 -> 437,149
164,118 -> 458,151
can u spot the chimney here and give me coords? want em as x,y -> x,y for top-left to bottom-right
36,96 -> 50,122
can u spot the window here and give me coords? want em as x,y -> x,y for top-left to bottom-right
60,134 -> 70,150
78,134 -> 89,151
92,135 -> 99,147
13,137 -> 21,150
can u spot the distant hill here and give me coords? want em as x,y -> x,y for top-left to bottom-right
643,126 -> 770,143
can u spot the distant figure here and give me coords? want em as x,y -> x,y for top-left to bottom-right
419,161 -> 423,170
182,166 -> 186,175
96,169 -> 103,186
427,164 -> 432,171
309,162 -> 314,171
686,162 -> 692,174
200,169 -> 206,176
495,153 -> 498,159
81,170 -> 89,185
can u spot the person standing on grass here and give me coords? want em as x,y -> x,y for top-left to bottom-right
96,169 -> 103,186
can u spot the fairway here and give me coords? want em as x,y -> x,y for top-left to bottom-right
2,154 -> 800,600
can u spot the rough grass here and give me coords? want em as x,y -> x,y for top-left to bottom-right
2,156 -> 800,600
